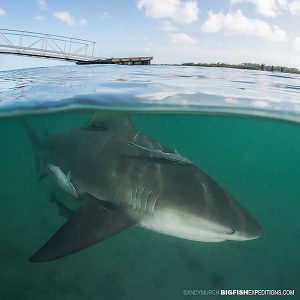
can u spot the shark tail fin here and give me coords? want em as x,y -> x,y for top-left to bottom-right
21,120 -> 40,150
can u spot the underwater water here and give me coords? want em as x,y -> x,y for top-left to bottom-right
0,65 -> 299,300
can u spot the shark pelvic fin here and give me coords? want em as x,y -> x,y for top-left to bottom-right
38,172 -> 48,182
50,192 -> 74,220
29,193 -> 135,262
38,166 -> 49,182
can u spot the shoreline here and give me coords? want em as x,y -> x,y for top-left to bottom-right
180,62 -> 300,75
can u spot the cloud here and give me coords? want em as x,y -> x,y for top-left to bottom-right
231,0 -> 300,16
53,11 -> 76,26
79,18 -> 88,26
201,10 -> 287,42
0,6 -> 6,16
288,0 -> 300,14
53,11 -> 88,26
36,0 -> 47,11
136,0 -> 199,24
35,15 -> 45,21
231,0 -> 282,17
101,11 -> 111,19
170,32 -> 197,44
159,21 -> 178,31
292,37 -> 300,50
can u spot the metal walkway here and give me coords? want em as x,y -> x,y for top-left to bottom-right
0,29 -> 106,63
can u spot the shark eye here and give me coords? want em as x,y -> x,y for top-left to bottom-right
230,229 -> 236,235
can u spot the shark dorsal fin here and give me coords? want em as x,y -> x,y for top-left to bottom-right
175,149 -> 181,156
67,170 -> 71,180
84,112 -> 133,134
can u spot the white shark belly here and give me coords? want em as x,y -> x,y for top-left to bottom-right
139,211 -> 226,242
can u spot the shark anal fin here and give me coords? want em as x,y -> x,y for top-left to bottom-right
29,193 -> 135,262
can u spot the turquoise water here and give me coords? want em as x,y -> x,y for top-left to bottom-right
0,65 -> 299,299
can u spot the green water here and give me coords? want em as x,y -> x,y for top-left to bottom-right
0,110 -> 299,299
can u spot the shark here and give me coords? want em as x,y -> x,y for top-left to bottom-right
22,112 -> 261,262
50,192 -> 75,220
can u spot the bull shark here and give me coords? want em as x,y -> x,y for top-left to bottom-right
50,192 -> 75,220
22,112 -> 261,262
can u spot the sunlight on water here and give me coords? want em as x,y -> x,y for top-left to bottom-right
0,65 -> 299,299
1,65 -> 300,121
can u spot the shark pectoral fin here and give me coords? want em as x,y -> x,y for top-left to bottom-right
29,193 -> 135,263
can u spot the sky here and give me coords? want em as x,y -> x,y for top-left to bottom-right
0,0 -> 300,70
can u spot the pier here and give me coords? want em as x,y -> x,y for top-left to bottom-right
76,57 -> 153,65
0,29 -> 153,65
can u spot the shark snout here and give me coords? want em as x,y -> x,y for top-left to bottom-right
242,217 -> 262,240
229,211 -> 262,241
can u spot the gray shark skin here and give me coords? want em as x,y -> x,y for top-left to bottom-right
128,141 -> 193,164
23,112 -> 261,262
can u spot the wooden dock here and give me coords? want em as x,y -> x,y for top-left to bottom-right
76,56 -> 153,65
0,29 -> 153,65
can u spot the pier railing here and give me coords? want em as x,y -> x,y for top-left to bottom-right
0,29 -> 102,62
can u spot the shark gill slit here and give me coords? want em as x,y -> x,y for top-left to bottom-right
139,187 -> 146,212
133,187 -> 138,210
130,190 -> 134,208
136,187 -> 140,210
151,194 -> 159,215
144,190 -> 152,214
137,187 -> 143,211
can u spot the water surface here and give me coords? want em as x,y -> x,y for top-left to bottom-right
0,65 -> 299,299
